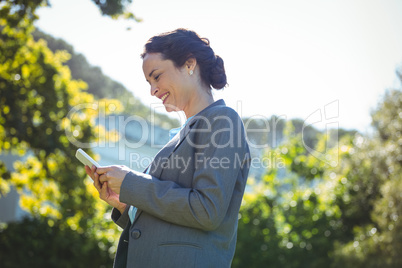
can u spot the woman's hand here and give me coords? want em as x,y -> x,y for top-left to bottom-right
95,165 -> 131,195
85,165 -> 127,214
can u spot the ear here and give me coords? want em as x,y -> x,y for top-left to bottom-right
184,57 -> 197,73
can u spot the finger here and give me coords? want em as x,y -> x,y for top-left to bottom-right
93,172 -> 102,190
85,165 -> 92,175
96,166 -> 112,175
98,173 -> 108,184
85,165 -> 92,176
85,165 -> 95,181
100,181 -> 108,198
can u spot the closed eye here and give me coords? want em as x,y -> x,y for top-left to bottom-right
154,74 -> 161,81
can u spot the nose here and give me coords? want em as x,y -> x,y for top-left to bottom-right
150,84 -> 159,96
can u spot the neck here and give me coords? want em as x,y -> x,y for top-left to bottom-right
183,88 -> 214,118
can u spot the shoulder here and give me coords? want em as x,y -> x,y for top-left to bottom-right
193,102 -> 243,127
206,104 -> 239,118
188,102 -> 248,143
182,101 -> 250,153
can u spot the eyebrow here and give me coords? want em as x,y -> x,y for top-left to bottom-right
148,69 -> 158,78
146,69 -> 158,84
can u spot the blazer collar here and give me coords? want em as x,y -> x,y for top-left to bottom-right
148,99 -> 226,178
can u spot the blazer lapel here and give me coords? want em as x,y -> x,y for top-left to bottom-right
132,100 -> 226,225
147,119 -> 196,178
147,99 -> 225,179
131,122 -> 195,225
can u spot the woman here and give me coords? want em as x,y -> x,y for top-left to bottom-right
86,28 -> 250,268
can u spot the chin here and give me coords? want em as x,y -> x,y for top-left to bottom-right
164,103 -> 180,113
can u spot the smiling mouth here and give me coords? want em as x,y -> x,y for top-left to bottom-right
161,92 -> 170,103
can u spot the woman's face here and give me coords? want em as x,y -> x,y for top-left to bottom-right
142,53 -> 194,113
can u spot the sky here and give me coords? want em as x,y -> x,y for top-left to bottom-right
35,0 -> 402,133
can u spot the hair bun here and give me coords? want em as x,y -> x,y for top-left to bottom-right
209,55 -> 227,90
142,29 -> 227,90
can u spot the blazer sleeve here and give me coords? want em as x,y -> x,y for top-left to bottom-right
119,108 -> 250,231
111,205 -> 130,229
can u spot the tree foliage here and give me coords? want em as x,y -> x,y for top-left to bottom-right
234,122 -> 347,268
0,0 -> 139,27
91,0 -> 141,21
330,85 -> 402,268
234,73 -> 402,267
32,30 -> 179,129
0,0 -> 138,266
0,217 -> 113,267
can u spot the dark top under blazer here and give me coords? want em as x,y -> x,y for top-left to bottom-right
111,99 -> 251,268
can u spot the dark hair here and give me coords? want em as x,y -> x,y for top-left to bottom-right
141,28 -> 227,90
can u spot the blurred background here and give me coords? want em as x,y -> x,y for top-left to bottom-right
0,0 -> 401,267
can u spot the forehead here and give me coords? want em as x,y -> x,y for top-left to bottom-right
142,53 -> 166,72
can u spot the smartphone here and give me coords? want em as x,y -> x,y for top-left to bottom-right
75,148 -> 100,168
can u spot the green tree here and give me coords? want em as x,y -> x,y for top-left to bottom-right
0,0 -> 139,266
91,0 -> 141,21
0,0 -> 140,28
234,71 -> 402,267
0,217 -> 113,268
234,121 -> 348,268
331,85 -> 402,268
32,30 -> 179,129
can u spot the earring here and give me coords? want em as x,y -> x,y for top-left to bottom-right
189,70 -> 193,76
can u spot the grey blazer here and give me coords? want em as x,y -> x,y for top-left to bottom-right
111,99 -> 251,268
